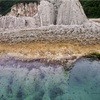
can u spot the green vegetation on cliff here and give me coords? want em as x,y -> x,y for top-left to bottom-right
80,0 -> 100,18
0,0 -> 100,18
85,52 -> 100,60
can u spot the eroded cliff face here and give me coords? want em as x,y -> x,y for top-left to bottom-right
0,0 -> 100,37
0,2 -> 40,29
0,0 -> 88,29
38,0 -> 55,26
0,15 -> 41,29
7,2 -> 38,17
0,0 -> 99,58
57,0 -> 88,25
38,0 -> 88,25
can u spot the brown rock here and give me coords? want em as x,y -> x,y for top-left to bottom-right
7,3 -> 38,17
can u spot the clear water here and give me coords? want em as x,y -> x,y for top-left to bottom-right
0,56 -> 100,100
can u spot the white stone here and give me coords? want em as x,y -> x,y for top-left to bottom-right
38,0 -> 55,26
57,0 -> 88,25
0,16 -> 40,29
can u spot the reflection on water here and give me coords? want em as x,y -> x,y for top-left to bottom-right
0,56 -> 100,100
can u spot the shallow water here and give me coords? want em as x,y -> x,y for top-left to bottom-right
0,56 -> 100,100
67,57 -> 100,100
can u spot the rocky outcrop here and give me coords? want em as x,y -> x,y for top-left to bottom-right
38,0 -> 88,25
57,0 -> 88,25
0,1 -> 41,29
7,2 -> 38,17
4,0 -> 88,27
0,16 -> 25,29
0,0 -> 100,32
38,0 -> 55,26
0,15 -> 41,29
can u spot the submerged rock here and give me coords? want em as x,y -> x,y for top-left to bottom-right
0,55 -> 100,100
0,55 -> 68,100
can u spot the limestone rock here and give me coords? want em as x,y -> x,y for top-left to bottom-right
0,16 -> 40,29
7,2 -> 38,17
38,0 -> 88,25
47,0 -> 62,7
38,0 -> 55,26
57,0 -> 88,25
0,16 -> 25,29
33,13 -> 41,27
0,0 -> 99,31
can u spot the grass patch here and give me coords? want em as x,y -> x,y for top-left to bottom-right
84,52 -> 100,60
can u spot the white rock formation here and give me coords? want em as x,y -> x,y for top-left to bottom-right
38,0 -> 55,26
0,16 -> 25,29
0,0 -> 88,28
38,0 -> 88,25
47,0 -> 62,7
57,0 -> 88,25
7,2 -> 38,17
0,16 -> 40,29
0,0 -> 100,33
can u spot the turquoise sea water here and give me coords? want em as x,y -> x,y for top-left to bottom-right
0,56 -> 100,100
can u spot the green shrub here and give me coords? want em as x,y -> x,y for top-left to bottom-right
85,52 -> 100,60
80,0 -> 100,18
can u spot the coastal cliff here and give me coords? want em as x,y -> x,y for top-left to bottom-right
0,0 -> 100,61
7,2 -> 38,17
0,0 -> 88,29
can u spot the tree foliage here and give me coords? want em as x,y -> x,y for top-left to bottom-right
80,0 -> 100,18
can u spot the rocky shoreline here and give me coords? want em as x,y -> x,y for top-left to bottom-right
0,41 -> 100,65
0,0 -> 100,69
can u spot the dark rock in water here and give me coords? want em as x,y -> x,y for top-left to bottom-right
50,86 -> 64,99
7,85 -> 12,94
16,89 -> 23,99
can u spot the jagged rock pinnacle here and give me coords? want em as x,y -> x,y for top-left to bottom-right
0,0 -> 96,30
